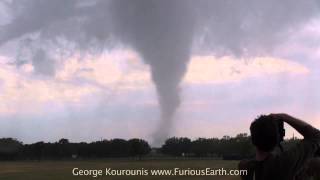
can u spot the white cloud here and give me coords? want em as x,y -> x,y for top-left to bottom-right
0,51 -> 310,117
0,49 -> 153,116
56,49 -> 151,90
0,48 -> 317,143
184,56 -> 309,84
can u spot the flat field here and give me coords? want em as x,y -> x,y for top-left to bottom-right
0,159 -> 241,180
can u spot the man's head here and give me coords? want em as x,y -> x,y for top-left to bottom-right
250,115 -> 284,152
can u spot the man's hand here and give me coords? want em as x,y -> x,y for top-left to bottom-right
269,113 -> 317,139
269,113 -> 291,122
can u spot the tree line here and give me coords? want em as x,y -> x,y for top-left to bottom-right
162,133 -> 254,159
0,138 -> 151,160
0,133 -> 298,160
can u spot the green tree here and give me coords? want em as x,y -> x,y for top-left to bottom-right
128,139 -> 151,156
0,138 -> 22,160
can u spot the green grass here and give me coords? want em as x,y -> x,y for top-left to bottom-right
0,160 -> 241,180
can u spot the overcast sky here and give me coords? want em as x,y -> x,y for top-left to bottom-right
0,0 -> 319,144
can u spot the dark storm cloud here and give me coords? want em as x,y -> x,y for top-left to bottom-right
0,0 -> 319,144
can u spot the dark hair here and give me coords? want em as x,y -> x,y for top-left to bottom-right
250,115 -> 281,152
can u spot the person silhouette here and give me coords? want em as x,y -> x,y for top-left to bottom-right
239,113 -> 320,180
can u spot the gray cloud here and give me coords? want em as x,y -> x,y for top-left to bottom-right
0,89 -> 159,144
0,0 -> 319,145
109,0 -> 195,144
32,49 -> 55,76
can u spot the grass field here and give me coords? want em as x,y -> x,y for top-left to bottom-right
0,160 -> 241,180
